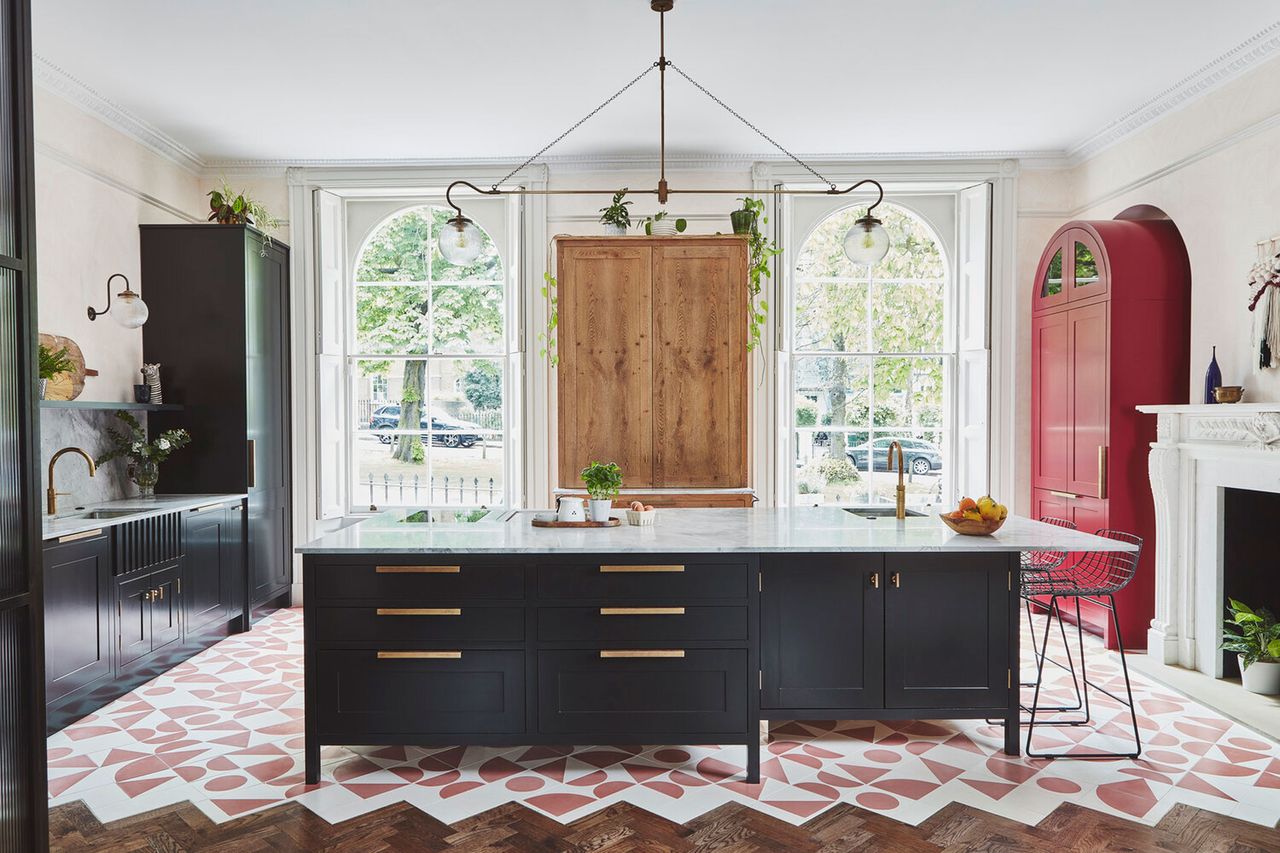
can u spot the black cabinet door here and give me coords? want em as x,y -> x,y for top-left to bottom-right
42,533 -> 112,703
760,555 -> 884,710
150,564 -> 183,652
116,572 -> 153,669
883,554 -> 1010,709
183,505 -> 230,633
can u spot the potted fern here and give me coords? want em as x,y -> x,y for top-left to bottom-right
580,461 -> 623,522
38,343 -> 73,400
1221,598 -> 1280,694
599,189 -> 633,236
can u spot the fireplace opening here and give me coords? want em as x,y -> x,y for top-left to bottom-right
1221,487 -> 1280,678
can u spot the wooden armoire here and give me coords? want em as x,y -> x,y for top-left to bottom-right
555,236 -> 753,507
1030,218 -> 1190,649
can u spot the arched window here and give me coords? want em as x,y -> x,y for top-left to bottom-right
350,205 -> 508,509
790,203 -> 951,508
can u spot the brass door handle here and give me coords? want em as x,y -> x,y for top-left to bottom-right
375,565 -> 461,574
1098,445 -> 1108,500
377,608 -> 461,616
870,572 -> 880,589
599,565 -> 685,573
890,572 -> 901,589
600,649 -> 685,659
377,651 -> 462,660
155,586 -> 164,601
599,607 -> 686,616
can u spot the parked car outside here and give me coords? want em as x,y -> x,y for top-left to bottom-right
368,404 -> 484,448
846,437 -> 942,476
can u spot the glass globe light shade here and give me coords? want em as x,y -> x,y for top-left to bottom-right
842,214 -> 890,266
113,290 -> 149,328
438,216 -> 484,266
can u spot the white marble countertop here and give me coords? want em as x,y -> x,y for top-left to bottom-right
42,494 -> 247,541
296,507 -> 1138,555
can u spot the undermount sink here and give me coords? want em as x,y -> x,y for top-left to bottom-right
75,509 -> 141,520
844,507 -> 926,520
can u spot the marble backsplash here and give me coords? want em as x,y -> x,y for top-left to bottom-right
40,408 -> 142,511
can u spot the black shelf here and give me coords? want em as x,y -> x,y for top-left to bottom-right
39,400 -> 183,412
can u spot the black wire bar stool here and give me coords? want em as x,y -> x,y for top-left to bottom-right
1022,529 -> 1144,759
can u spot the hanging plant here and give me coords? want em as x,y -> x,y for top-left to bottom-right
737,197 -> 781,352
538,270 -> 559,368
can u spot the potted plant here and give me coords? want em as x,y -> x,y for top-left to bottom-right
1221,598 -> 1280,694
207,179 -> 282,232
580,461 -> 623,522
730,198 -> 757,235
642,210 -> 687,236
38,343 -> 73,400
96,410 -> 192,496
599,188 -> 633,236
737,197 -> 781,353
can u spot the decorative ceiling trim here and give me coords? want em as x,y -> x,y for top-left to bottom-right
1065,19 -> 1280,164
33,54 -> 205,174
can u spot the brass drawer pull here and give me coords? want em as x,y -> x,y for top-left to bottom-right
870,572 -> 880,589
890,572 -> 901,589
600,649 -> 685,659
375,565 -> 461,574
377,651 -> 462,659
600,607 -> 686,616
1098,445 -> 1109,500
1048,490 -> 1079,500
57,528 -> 104,544
377,608 -> 461,616
190,502 -> 227,513
599,564 -> 684,573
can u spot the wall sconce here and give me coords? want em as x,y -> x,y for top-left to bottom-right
87,273 -> 148,328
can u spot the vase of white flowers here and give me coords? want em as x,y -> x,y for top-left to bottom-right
96,410 -> 191,497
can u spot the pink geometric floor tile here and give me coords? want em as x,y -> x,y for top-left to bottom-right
48,607 -> 1280,830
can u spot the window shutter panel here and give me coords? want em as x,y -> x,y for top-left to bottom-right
956,183 -> 992,498
315,189 -> 346,519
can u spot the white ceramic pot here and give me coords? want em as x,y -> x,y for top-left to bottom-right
38,378 -> 48,400
602,223 -> 628,236
1240,656 -> 1280,694
648,219 -> 677,236
556,496 -> 585,523
588,498 -> 613,522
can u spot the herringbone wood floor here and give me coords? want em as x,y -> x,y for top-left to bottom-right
48,797 -> 1280,852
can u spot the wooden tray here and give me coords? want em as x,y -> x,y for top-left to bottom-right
38,333 -> 88,401
531,515 -> 621,528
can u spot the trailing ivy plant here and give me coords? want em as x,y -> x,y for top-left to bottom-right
738,197 -> 781,352
538,270 -> 559,367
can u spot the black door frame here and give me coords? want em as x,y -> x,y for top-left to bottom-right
0,0 -> 48,849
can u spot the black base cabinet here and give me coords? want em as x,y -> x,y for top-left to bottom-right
43,500 -> 247,732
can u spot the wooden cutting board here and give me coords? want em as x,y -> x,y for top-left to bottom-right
38,333 -> 88,401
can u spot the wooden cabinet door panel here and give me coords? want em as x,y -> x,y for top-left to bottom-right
558,245 -> 654,487
884,555 -> 1009,709
1032,311 -> 1070,492
760,555 -> 884,710
652,243 -> 748,487
43,535 -> 112,702
1068,302 -> 1108,498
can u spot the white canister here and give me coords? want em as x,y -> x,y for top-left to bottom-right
588,498 -> 613,522
556,496 -> 586,523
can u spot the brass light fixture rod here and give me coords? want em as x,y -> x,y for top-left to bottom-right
444,0 -> 884,216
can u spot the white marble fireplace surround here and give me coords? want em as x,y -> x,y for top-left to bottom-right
1138,403 -> 1280,677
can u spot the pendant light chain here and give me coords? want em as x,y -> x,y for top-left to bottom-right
665,61 -> 836,191
492,63 -> 660,190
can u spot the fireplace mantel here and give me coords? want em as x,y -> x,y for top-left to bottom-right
1137,402 -> 1280,675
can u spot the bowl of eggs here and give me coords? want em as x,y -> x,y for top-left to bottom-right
626,500 -> 657,526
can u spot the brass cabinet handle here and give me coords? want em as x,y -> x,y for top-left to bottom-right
376,608 -> 461,616
156,586 -> 164,601
599,564 -> 684,573
246,439 -> 256,488
599,607 -> 686,616
600,649 -> 685,659
890,572 -> 901,589
1048,490 -> 1079,500
190,502 -> 227,513
1098,445 -> 1108,500
377,651 -> 462,659
375,565 -> 461,574
57,528 -> 104,544
870,572 -> 880,589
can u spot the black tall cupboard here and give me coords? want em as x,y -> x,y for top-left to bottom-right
141,225 -> 293,617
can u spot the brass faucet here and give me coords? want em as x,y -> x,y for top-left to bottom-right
886,440 -> 906,520
47,447 -> 95,516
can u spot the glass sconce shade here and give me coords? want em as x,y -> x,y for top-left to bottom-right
438,215 -> 484,266
113,290 -> 149,328
842,214 -> 890,266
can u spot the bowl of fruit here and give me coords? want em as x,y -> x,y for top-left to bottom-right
940,495 -> 1008,535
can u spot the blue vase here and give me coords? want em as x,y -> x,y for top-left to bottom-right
1204,346 -> 1222,404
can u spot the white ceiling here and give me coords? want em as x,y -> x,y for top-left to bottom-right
30,0 -> 1280,166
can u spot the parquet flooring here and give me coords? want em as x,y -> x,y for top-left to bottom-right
48,796 -> 1280,852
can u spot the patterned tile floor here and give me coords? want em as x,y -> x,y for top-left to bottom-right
47,608 -> 1280,830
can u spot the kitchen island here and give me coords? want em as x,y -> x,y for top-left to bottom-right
296,507 -> 1136,784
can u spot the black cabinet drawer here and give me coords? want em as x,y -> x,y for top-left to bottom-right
538,562 -> 748,601
314,649 -> 524,735
312,562 -> 524,602
538,606 -> 747,643
314,606 -> 524,644
538,649 -> 747,735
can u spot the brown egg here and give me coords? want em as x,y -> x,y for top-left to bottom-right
643,505 -> 655,512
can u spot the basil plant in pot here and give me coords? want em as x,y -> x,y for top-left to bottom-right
580,461 -> 623,522
1221,598 -> 1280,694
96,410 -> 192,497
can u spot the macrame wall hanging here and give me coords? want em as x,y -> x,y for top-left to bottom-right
1247,234 -> 1280,369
